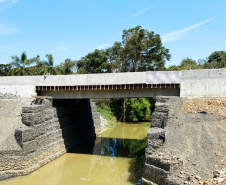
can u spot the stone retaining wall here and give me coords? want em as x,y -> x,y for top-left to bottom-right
142,96 -> 184,185
0,98 -> 99,180
91,102 -> 104,135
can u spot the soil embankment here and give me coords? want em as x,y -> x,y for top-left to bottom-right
143,97 -> 226,185
0,100 -> 30,150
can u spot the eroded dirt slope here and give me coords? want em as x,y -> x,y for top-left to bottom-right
0,100 -> 30,150
158,98 -> 226,184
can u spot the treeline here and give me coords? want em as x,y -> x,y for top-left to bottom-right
167,51 -> 226,71
1,25 -> 226,122
0,53 -> 76,76
1,26 -> 226,76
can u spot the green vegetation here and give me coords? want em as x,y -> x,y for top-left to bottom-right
76,26 -> 171,73
10,51 -> 36,76
94,99 -> 118,127
121,26 -> 170,72
167,51 -> 226,71
126,98 -> 151,122
94,98 -> 155,123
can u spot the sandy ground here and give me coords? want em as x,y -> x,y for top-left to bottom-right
0,99 -> 30,150
158,97 -> 226,183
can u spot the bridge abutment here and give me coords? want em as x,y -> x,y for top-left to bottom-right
0,98 -> 102,180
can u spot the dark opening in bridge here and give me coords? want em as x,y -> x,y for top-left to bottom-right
52,99 -> 96,152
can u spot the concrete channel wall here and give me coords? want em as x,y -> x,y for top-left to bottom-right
180,68 -> 226,97
0,98 -> 101,180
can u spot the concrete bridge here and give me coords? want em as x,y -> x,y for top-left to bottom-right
1,69 -> 226,99
0,71 -> 180,99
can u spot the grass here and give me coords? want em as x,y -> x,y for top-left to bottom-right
95,100 -> 119,128
94,99 -> 152,128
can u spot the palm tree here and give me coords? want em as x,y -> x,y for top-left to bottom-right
55,58 -> 76,75
10,51 -> 34,76
33,55 -> 48,75
45,54 -> 54,75
63,58 -> 76,74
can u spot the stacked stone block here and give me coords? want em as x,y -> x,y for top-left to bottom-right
142,96 -> 183,185
0,98 -> 96,180
90,102 -> 103,135
91,102 -> 101,128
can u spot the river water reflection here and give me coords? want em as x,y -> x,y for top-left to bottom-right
1,122 -> 150,185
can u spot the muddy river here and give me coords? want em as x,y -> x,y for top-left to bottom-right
1,122 -> 150,185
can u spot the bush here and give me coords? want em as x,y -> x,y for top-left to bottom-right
126,98 -> 151,122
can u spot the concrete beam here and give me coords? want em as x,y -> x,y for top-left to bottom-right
40,88 -> 180,99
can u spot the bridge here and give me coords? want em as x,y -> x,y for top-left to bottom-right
1,68 -> 226,181
1,69 -> 226,99
0,71 -> 181,99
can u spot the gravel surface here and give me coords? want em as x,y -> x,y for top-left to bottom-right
158,97 -> 226,183
182,98 -> 226,119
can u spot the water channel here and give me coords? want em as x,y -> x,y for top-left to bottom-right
1,122 -> 150,185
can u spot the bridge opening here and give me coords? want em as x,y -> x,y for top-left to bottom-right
0,96 -> 155,184
51,98 -> 96,152
47,97 -> 155,184
51,97 -> 155,184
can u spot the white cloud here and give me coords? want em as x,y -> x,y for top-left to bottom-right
0,0 -> 17,3
0,23 -> 18,34
162,18 -> 212,43
96,44 -> 111,50
0,0 -> 18,13
126,8 -> 151,20
56,46 -> 71,51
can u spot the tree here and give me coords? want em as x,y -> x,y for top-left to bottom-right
167,65 -> 180,71
76,49 -> 113,74
204,51 -> 226,69
45,54 -> 58,75
121,26 -> 171,72
10,51 -> 35,76
179,57 -> 197,70
24,55 -> 48,75
57,58 -> 76,74
34,55 -> 49,75
105,42 -> 122,73
126,98 -> 151,122
0,64 -> 12,76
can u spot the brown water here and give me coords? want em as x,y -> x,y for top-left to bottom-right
1,122 -> 150,185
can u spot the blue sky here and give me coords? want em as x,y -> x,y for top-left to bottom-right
0,0 -> 226,67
